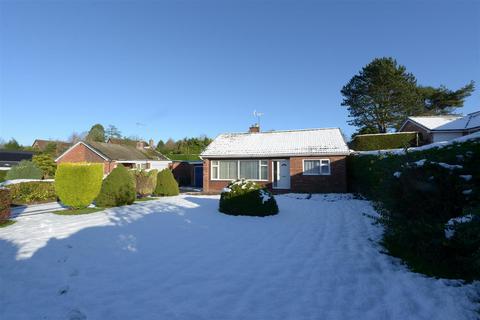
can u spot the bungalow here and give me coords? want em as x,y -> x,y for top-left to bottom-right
32,139 -> 72,155
200,126 -> 350,193
399,111 -> 480,144
56,140 -> 171,174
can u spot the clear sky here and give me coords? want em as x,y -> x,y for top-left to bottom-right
0,0 -> 479,145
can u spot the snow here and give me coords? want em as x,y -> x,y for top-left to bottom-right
393,171 -> 402,178
0,179 -> 54,186
436,111 -> 480,131
413,159 -> 427,166
406,116 -> 461,130
460,175 -> 473,181
258,189 -> 272,203
201,128 -> 350,157
463,189 -> 473,195
445,215 -> 474,239
0,195 -> 478,320
357,131 -> 480,156
436,162 -> 463,170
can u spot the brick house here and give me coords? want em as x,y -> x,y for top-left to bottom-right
399,111 -> 480,145
56,140 -> 171,174
32,139 -> 72,156
200,126 -> 350,193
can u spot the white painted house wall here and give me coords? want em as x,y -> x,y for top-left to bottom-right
432,132 -> 463,143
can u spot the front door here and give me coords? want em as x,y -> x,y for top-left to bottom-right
273,159 -> 290,189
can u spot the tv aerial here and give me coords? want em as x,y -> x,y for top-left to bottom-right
253,110 -> 264,127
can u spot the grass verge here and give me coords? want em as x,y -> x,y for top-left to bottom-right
52,207 -> 105,215
0,220 -> 16,228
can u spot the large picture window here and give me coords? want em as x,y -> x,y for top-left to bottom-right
303,159 -> 330,175
211,160 -> 268,180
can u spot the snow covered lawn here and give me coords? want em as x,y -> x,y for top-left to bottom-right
0,194 -> 478,320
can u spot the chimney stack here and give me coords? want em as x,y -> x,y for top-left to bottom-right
149,139 -> 155,148
249,124 -> 260,133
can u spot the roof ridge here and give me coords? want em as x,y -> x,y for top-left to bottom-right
221,127 -> 341,136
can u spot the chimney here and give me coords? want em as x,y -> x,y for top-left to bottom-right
249,124 -> 260,133
136,141 -> 144,150
149,139 -> 155,148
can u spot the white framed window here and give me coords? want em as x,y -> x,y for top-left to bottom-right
303,159 -> 331,175
211,160 -> 268,181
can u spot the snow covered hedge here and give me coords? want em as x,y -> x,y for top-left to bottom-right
219,180 -> 278,217
349,136 -> 480,280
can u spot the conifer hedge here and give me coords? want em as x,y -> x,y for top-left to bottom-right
55,163 -> 103,209
96,165 -> 136,207
153,169 -> 179,196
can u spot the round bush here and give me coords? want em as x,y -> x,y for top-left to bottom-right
219,180 -> 279,217
5,160 -> 42,180
153,169 -> 179,196
32,154 -> 57,178
96,165 -> 136,207
55,163 -> 103,209
133,169 -> 158,197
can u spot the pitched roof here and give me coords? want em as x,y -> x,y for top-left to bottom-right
435,111 -> 480,131
107,138 -> 147,147
405,115 -> 462,130
32,139 -> 72,151
83,141 -> 169,161
200,128 -> 349,158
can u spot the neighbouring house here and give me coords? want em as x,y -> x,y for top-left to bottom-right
0,150 -> 34,170
399,111 -> 480,144
32,139 -> 72,156
200,125 -> 350,193
171,160 -> 203,188
56,140 -> 171,174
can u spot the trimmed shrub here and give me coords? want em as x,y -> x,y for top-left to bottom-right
5,160 -> 42,180
32,154 -> 57,178
133,169 -> 158,197
153,169 -> 179,196
6,181 -> 56,205
350,132 -> 417,151
0,171 -> 6,183
219,180 -> 279,217
95,165 -> 136,207
0,188 -> 11,221
55,163 -> 103,209
349,137 -> 480,279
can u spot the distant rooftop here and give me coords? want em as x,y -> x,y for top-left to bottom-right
406,115 -> 462,130
201,128 -> 349,158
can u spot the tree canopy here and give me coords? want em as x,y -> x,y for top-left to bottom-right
86,124 -> 106,142
342,57 -> 475,134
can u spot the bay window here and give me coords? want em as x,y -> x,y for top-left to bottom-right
211,160 -> 268,180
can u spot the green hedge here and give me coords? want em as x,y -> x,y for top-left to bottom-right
350,132 -> 417,151
5,160 -> 43,180
96,165 -> 136,207
133,169 -> 158,197
219,180 -> 279,217
0,171 -> 6,183
0,188 -> 10,221
55,163 -> 103,209
6,181 -> 56,205
153,169 -> 179,196
32,154 -> 57,178
349,138 -> 480,279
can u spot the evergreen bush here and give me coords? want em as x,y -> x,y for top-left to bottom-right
219,180 -> 278,217
133,169 -> 158,197
55,163 -> 103,209
0,171 -> 6,183
32,154 -> 57,178
5,160 -> 43,180
350,132 -> 417,151
96,165 -> 136,207
6,181 -> 56,205
153,169 -> 179,196
349,137 -> 480,279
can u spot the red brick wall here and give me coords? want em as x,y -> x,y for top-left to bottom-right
289,156 -> 347,193
171,162 -> 195,186
57,143 -> 113,174
203,156 -> 347,193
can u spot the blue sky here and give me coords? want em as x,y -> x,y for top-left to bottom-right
0,0 -> 479,145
